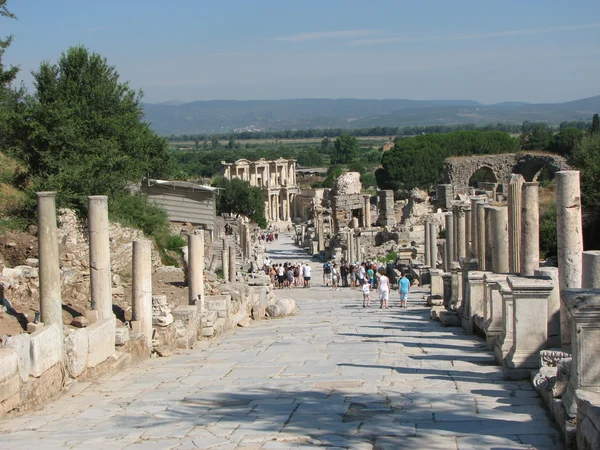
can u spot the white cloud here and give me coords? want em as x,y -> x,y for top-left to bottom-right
274,29 -> 382,42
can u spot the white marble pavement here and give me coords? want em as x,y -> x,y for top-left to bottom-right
0,234 -> 563,449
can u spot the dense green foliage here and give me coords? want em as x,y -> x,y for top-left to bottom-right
211,178 -> 267,228
331,135 -> 359,165
552,127 -> 584,158
539,201 -> 558,259
592,114 -> 600,135
376,130 -> 520,192
13,46 -> 172,215
573,133 -> 600,209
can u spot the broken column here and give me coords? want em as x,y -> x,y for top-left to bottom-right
508,174 -> 525,273
428,222 -> 437,269
188,232 -> 205,310
582,251 -> 600,288
37,192 -> 63,327
444,212 -> 454,269
132,240 -> 153,347
489,206 -> 509,274
88,195 -> 113,319
556,170 -> 583,349
520,182 -> 540,276
228,244 -> 236,283
534,267 -> 561,348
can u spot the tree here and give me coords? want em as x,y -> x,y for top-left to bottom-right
552,127 -> 583,159
591,113 -> 599,135
18,46 -> 172,214
573,133 -> 600,209
520,123 -> 554,151
331,134 -> 358,165
212,177 -> 267,228
296,148 -> 323,167
211,135 -> 220,149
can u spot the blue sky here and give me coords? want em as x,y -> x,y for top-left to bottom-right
3,0 -> 600,104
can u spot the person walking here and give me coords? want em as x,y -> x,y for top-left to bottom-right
399,272 -> 411,308
303,262 -> 312,288
378,269 -> 390,309
362,282 -> 371,307
331,264 -> 340,291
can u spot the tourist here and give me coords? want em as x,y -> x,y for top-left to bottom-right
303,262 -> 312,288
323,261 -> 331,286
399,272 -> 410,308
358,263 -> 366,286
331,264 -> 340,291
341,263 -> 348,287
350,264 -> 357,289
367,265 -> 375,288
378,268 -> 390,309
277,264 -> 285,289
286,265 -> 294,289
362,281 -> 371,307
269,264 -> 277,285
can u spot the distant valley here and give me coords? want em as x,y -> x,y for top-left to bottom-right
142,96 -> 600,135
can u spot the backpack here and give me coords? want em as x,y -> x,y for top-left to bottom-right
324,263 -> 331,274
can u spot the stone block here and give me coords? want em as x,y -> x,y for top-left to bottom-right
172,305 -> 198,325
440,311 -> 461,327
430,306 -> 445,321
201,311 -> 217,328
71,316 -> 89,328
202,326 -> 215,337
64,328 -> 89,378
27,322 -> 44,333
115,327 -> 130,346
87,317 -> 116,368
130,320 -> 142,333
3,334 -> 31,382
426,295 -> 444,306
85,310 -> 99,325
29,323 -> 62,377
205,294 -> 231,319
0,374 -> 19,404
0,349 -> 18,385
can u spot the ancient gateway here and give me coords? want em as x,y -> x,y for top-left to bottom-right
221,158 -> 300,225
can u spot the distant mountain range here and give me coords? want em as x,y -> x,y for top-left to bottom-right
141,96 -> 600,135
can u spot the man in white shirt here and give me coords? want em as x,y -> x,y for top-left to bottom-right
378,271 -> 390,309
303,263 -> 312,288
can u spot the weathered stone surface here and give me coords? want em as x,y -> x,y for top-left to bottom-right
87,317 -> 116,368
64,328 -> 89,378
29,323 -> 62,377
70,316 -> 89,328
3,334 -> 30,382
0,349 -> 18,385
205,294 -> 231,319
332,172 -> 362,196
152,294 -> 174,326
266,298 -> 296,318
172,305 -> 198,325
115,327 -> 130,346
426,295 -> 444,306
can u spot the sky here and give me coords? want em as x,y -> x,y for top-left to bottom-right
3,0 -> 600,104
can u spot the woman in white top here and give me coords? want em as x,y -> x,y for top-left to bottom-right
378,270 -> 390,309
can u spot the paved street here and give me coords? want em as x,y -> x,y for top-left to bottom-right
0,235 -> 563,449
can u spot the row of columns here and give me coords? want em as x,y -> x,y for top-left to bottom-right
267,192 -> 296,222
345,231 -> 362,263
38,193 -> 207,350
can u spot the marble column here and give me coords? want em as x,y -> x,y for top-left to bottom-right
424,221 -> 431,266
470,198 -> 479,258
465,206 -> 472,259
454,206 -> 467,260
429,222 -> 437,269
508,174 -> 525,274
520,182 -> 540,276
37,192 -> 62,327
222,238 -> 229,281
556,170 -> 583,349
228,244 -> 236,283
188,232 -> 204,307
356,235 -> 362,263
583,251 -> 600,288
132,240 -> 153,347
444,212 -> 454,269
489,206 -> 509,274
484,205 -> 494,272
476,201 -> 487,269
88,195 -> 113,319
317,213 -> 324,252
364,196 -> 372,228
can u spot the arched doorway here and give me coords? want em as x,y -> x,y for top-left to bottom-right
468,166 -> 498,187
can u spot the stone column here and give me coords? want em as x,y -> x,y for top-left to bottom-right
508,174 -> 525,273
356,235 -> 362,263
556,170 -> 583,349
520,182 -> 540,276
464,206 -> 472,259
489,206 -> 509,274
37,192 -> 62,328
188,232 -> 204,308
132,240 -> 153,347
317,213 -> 324,252
470,198 -> 484,258
424,221 -> 431,266
562,289 -> 600,418
534,267 -> 561,348
454,206 -> 467,260
582,251 -> 600,288
429,222 -> 437,269
444,212 -> 454,270
228,244 -> 236,283
364,196 -> 371,228
222,238 -> 229,281
348,231 -> 354,262
484,205 -> 494,272
476,201 -> 487,270
88,195 -> 113,319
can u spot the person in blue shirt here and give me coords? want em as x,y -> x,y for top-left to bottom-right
399,273 -> 411,309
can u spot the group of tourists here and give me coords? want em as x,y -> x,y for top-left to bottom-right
258,232 -> 278,243
263,257 -> 312,289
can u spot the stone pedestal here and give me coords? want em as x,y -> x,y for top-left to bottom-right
132,240 -> 153,348
444,212 -> 454,268
494,280 -> 514,365
188,232 -> 205,309
535,267 -> 561,349
582,251 -> 600,288
556,171 -> 583,349
449,262 -> 462,310
37,192 -> 63,329
428,222 -> 437,269
483,274 -> 506,350
504,276 -> 553,379
520,182 -> 540,276
508,174 -> 525,274
489,206 -> 509,274
430,268 -> 444,297
461,270 -> 488,334
562,289 -> 600,418
88,195 -> 113,320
